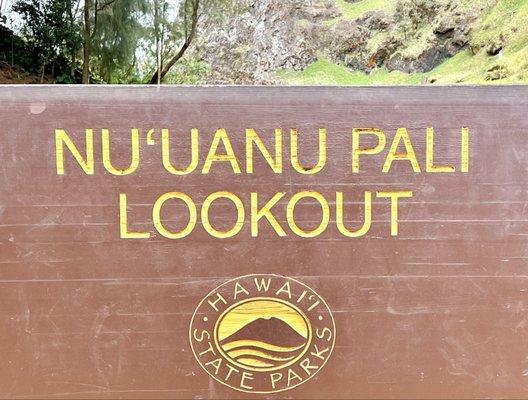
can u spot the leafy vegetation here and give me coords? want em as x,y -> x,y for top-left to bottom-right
328,0 -> 393,24
0,0 -> 227,83
277,59 -> 422,85
283,0 -> 528,85
426,0 -> 528,83
1,0 -> 528,84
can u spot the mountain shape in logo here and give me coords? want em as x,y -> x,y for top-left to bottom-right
219,317 -> 308,370
190,274 -> 336,393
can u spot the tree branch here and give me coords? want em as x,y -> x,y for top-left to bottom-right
149,0 -> 200,84
90,0 -> 98,39
96,0 -> 117,12
73,0 -> 82,20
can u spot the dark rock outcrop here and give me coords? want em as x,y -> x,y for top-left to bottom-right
199,0 -> 334,84
193,0 -> 491,83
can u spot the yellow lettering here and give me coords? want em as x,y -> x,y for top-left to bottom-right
382,128 -> 420,173
287,191 -> 329,237
316,327 -> 333,341
287,368 -> 302,386
270,372 -> 282,389
336,191 -> 372,237
240,371 -> 254,390
376,190 -> 413,235
224,364 -> 239,381
202,191 -> 244,238
250,192 -> 286,237
234,282 -> 250,299
300,358 -> 319,375
162,128 -> 199,175
275,281 -> 292,299
119,193 -> 150,239
246,128 -> 282,173
208,293 -> 227,312
461,127 -> 469,172
192,329 -> 210,342
55,128 -> 94,174
102,128 -> 140,175
352,128 -> 386,173
153,192 -> 197,239
254,277 -> 271,292
290,128 -> 326,174
310,344 -> 330,360
205,358 -> 222,375
426,127 -> 455,172
202,128 -> 241,174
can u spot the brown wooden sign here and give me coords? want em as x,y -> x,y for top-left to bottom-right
1,85 -> 527,398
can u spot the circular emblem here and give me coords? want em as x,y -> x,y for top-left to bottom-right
189,274 -> 335,393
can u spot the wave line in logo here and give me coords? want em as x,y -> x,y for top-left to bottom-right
189,274 -> 335,393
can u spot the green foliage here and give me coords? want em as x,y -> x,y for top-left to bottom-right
427,0 -> 528,83
89,0 -> 149,83
277,58 -> 422,85
142,0 -> 232,83
5,0 -> 229,83
4,0 -> 528,84
327,0 -> 393,25
0,24 -> 31,68
12,0 -> 81,80
305,0 -> 528,85
394,0 -> 441,33
141,0 -> 185,82
164,54 -> 209,84
366,31 -> 388,54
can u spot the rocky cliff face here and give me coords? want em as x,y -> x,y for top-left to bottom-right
379,1 -> 476,73
196,0 -> 493,84
199,0 -> 340,83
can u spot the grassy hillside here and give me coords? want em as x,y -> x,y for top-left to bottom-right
431,0 -> 528,83
277,59 -> 422,84
327,0 -> 394,24
280,0 -> 528,85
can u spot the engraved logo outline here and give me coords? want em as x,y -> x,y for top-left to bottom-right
189,274 -> 336,394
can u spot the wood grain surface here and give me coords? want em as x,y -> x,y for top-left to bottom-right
0,85 -> 528,399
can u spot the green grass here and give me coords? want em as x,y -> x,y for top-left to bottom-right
399,26 -> 435,58
366,31 -> 389,54
471,0 -> 528,47
427,0 -> 528,83
326,0 -> 394,25
425,50 -> 488,83
281,0 -> 528,85
277,59 -> 422,85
